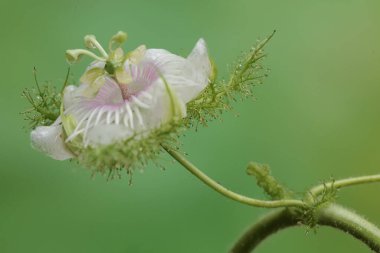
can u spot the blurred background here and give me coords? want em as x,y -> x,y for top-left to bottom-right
0,0 -> 379,252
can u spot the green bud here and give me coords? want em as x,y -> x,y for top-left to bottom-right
247,162 -> 292,200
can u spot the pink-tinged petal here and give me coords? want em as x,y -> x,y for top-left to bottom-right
124,61 -> 160,97
89,77 -> 124,108
61,43 -> 197,147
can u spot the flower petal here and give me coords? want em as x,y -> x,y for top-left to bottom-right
86,123 -> 133,146
62,74 -> 184,147
144,38 -> 211,103
186,38 -> 212,89
31,118 -> 74,160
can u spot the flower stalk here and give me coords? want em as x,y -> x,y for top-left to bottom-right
162,145 -> 307,209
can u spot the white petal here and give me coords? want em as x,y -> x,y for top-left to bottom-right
88,60 -> 106,70
31,121 -> 74,160
63,84 -> 89,115
86,124 -> 133,146
144,38 -> 211,103
187,38 -> 212,90
136,78 -> 186,127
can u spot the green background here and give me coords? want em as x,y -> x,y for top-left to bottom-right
1,0 -> 379,252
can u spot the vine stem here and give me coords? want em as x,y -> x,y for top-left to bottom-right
307,174 -> 380,203
162,145 -> 307,209
230,204 -> 380,253
163,146 -> 380,252
230,208 -> 298,253
318,204 -> 380,252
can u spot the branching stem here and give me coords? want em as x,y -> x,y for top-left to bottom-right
306,174 -> 380,203
230,204 -> 380,253
162,146 -> 380,252
163,145 -> 307,209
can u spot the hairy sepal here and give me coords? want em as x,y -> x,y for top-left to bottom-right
184,31 -> 275,128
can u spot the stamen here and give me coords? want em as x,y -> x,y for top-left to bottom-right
84,35 -> 109,58
66,49 -> 105,64
109,31 -> 128,51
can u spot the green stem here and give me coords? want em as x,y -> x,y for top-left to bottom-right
230,208 -> 299,253
307,174 -> 380,203
60,67 -> 71,93
317,204 -> 380,252
163,146 -> 307,209
231,204 -> 380,253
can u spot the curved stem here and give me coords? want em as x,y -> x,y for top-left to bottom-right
307,174 -> 380,203
163,146 -> 307,209
230,208 -> 299,253
318,204 -> 380,252
231,204 -> 380,253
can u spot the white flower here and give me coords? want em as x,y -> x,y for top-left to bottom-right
30,32 -> 212,161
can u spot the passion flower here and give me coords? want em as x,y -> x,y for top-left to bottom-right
25,30 -> 273,176
30,31 -> 212,174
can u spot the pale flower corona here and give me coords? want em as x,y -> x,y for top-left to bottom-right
30,31 -> 212,171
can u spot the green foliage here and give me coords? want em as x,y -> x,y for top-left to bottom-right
75,119 -> 184,180
311,180 -> 338,207
21,68 -> 70,129
184,31 -> 275,128
246,162 -> 292,200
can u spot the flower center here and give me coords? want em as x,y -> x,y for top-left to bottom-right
118,83 -> 130,100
